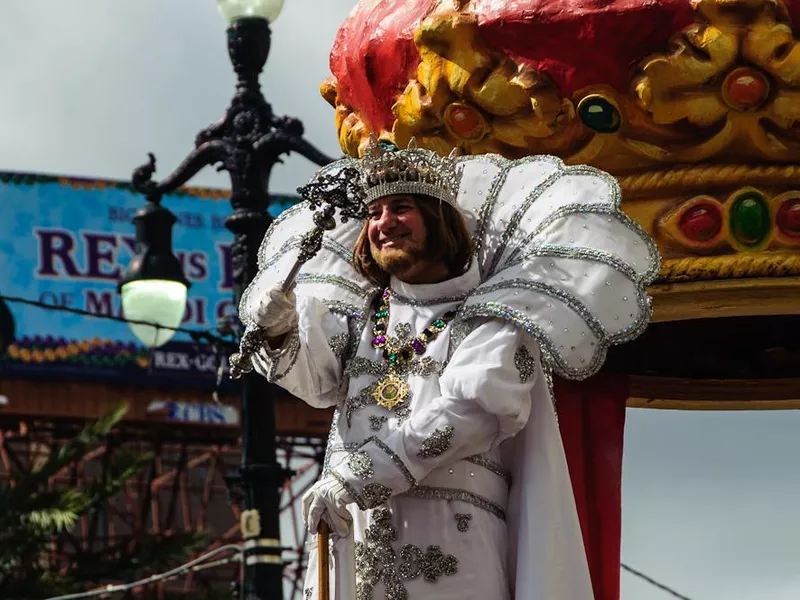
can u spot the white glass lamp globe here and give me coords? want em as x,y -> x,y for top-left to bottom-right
218,0 -> 284,23
121,279 -> 187,348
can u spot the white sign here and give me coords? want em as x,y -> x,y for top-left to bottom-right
146,400 -> 239,426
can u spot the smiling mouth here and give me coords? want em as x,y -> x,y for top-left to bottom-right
380,234 -> 410,247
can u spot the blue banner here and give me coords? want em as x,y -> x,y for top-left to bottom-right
0,172 -> 297,387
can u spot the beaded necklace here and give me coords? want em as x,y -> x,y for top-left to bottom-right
370,289 -> 457,409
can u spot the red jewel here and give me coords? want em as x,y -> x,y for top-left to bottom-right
777,198 -> 800,238
678,202 -> 722,242
444,102 -> 486,140
722,67 -> 770,111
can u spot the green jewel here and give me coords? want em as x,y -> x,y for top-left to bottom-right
577,94 -> 621,133
730,191 -> 770,247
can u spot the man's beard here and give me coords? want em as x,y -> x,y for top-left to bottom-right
371,240 -> 428,276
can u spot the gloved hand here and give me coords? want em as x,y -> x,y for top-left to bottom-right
256,286 -> 298,337
302,477 -> 355,537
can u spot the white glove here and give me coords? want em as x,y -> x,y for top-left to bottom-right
302,477 -> 355,538
256,286 -> 298,337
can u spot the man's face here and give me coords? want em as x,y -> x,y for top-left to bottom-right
366,194 -> 429,277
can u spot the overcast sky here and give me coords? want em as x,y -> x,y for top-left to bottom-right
1,2 -> 798,599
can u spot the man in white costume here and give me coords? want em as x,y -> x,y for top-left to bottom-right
236,140 -> 660,600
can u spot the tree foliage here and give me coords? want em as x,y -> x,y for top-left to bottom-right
0,403 -> 215,599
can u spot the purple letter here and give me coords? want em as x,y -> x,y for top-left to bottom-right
36,229 -> 81,277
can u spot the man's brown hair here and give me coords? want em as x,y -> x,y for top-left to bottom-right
352,195 -> 473,286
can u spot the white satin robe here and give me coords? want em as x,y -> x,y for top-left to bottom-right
253,261 -> 594,600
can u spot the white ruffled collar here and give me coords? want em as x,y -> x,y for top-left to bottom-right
389,259 -> 480,303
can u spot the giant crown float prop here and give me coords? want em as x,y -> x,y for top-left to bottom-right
320,0 -> 800,405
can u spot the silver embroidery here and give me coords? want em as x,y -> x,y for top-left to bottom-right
468,278 -> 607,341
458,302 -> 615,380
365,436 -> 417,487
394,405 -> 411,422
269,327 -> 301,382
417,427 -> 454,458
398,544 -> 458,582
404,486 -> 506,521
355,509 -> 404,600
321,408 -> 341,476
347,451 -> 374,480
296,273 -> 373,300
355,508 -> 458,600
345,357 -> 387,378
388,291 -> 469,307
514,346 -> 536,383
448,318 -> 473,358
408,356 -> 446,377
369,415 -> 388,431
328,332 -> 349,358
487,168 -> 565,276
345,383 -> 380,427
345,355 -> 445,379
454,513 -> 472,532
362,483 -> 393,509
330,471 -> 365,510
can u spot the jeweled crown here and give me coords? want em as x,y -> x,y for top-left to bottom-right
360,138 -> 462,207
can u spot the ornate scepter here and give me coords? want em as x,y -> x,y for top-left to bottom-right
229,164 -> 366,378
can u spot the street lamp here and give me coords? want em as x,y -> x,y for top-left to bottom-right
118,198 -> 189,347
120,1 -> 335,597
218,0 -> 285,23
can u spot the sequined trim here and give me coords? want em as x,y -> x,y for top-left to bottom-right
462,153 -> 563,260
323,300 -> 367,320
487,168 -> 565,276
509,243 -> 639,283
388,290 -> 469,307
346,356 -> 446,380
321,409 -> 342,477
267,327 -> 301,383
447,317 -> 474,359
454,513 -> 472,533
345,357 -> 387,378
417,427 -> 454,458
330,471 -> 366,510
256,202 -> 306,268
328,332 -> 349,358
297,273 -> 373,299
505,201 -> 660,284
347,450 -> 375,480
404,486 -> 506,521
469,278 -> 607,340
514,346 -> 536,383
355,508 -> 459,600
364,436 -> 417,487
257,236 -> 353,273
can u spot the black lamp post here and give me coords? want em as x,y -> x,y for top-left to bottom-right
121,2 -> 335,598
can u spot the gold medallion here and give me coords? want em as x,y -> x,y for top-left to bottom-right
372,375 -> 410,410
